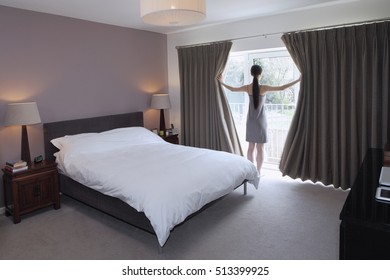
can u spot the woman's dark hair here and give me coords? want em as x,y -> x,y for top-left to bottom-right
251,65 -> 262,109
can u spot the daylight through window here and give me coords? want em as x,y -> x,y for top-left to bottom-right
224,48 -> 300,166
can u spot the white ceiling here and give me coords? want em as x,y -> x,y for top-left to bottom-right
0,0 -> 356,34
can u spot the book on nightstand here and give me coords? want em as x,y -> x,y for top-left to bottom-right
4,160 -> 28,173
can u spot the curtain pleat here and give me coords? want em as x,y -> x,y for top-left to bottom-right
178,41 -> 242,155
280,22 -> 390,190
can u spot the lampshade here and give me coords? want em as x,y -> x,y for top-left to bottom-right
151,94 -> 171,109
4,102 -> 41,163
5,102 -> 41,126
140,0 -> 206,26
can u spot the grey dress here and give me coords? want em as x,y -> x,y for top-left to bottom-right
246,90 -> 267,143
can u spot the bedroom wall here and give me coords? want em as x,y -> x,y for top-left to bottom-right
0,5 -> 168,207
167,0 -> 390,134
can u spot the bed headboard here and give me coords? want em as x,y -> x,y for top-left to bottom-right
43,111 -> 144,162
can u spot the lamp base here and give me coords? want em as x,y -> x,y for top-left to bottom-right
159,109 -> 166,133
21,125 -> 31,163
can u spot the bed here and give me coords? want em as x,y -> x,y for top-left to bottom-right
43,112 -> 259,247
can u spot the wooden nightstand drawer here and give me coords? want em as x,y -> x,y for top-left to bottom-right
161,134 -> 179,144
2,161 -> 60,223
17,172 -> 57,213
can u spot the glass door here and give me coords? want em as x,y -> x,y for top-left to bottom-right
224,49 -> 300,165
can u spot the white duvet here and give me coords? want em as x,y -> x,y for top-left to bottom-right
52,127 -> 259,246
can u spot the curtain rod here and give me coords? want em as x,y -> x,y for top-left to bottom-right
284,17 -> 390,34
176,17 -> 390,49
176,39 -> 232,50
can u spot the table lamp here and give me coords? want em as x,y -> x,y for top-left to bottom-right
4,102 -> 41,163
151,93 -> 171,133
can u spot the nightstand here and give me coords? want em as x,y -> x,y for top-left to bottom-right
2,161 -> 60,224
161,134 -> 179,144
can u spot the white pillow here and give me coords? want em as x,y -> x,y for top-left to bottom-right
53,127 -> 164,171
51,127 -> 163,150
50,133 -> 97,149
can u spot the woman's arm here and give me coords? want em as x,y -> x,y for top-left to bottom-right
261,76 -> 301,93
217,74 -> 248,92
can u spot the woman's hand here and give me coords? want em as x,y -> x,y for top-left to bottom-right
216,73 -> 223,82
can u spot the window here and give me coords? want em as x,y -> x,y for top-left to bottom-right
224,48 -> 299,165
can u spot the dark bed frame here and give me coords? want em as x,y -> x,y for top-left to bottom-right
43,112 -> 155,235
43,111 -> 247,248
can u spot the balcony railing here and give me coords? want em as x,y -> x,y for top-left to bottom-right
229,102 -> 296,164
265,128 -> 289,163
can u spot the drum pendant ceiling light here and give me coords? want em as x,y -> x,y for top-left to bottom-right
140,0 -> 206,26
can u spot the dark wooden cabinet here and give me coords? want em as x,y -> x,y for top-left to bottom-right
2,161 -> 60,223
339,148 -> 390,259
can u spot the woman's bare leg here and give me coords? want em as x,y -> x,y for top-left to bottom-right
256,143 -> 265,174
247,142 -> 256,164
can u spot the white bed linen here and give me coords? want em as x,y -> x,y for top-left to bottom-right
53,127 -> 259,246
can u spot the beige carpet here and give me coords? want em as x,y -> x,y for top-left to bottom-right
0,169 -> 349,260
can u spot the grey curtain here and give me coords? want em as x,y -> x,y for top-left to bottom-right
280,21 -> 390,190
178,41 -> 242,155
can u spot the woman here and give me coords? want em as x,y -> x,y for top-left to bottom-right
217,65 -> 301,174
